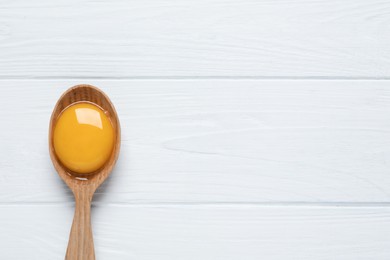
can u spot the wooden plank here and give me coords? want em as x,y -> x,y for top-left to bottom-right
1,204 -> 389,259
1,80 -> 390,203
0,0 -> 389,78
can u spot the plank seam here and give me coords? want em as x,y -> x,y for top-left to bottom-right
0,202 -> 390,207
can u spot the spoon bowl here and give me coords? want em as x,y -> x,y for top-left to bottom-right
49,84 -> 120,260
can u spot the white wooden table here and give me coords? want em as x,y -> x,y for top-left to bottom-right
1,1 -> 390,259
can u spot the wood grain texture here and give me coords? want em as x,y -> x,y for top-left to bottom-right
1,0 -> 388,258
0,0 -> 389,78
1,80 -> 390,204
0,204 -> 389,260
66,188 -> 95,260
48,85 -> 121,259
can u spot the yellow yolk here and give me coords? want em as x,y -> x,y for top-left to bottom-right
53,102 -> 115,174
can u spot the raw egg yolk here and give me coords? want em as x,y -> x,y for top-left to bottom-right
53,103 -> 115,174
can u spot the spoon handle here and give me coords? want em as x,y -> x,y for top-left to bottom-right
66,189 -> 95,260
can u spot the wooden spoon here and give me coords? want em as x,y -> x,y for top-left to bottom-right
49,85 -> 121,260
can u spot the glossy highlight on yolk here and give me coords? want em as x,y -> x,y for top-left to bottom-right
53,102 -> 115,174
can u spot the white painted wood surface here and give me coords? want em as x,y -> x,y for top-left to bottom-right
1,80 -> 390,204
0,0 -> 389,78
1,0 -> 389,259
1,80 -> 390,260
1,205 -> 389,260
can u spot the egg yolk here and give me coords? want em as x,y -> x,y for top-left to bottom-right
53,102 -> 115,174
